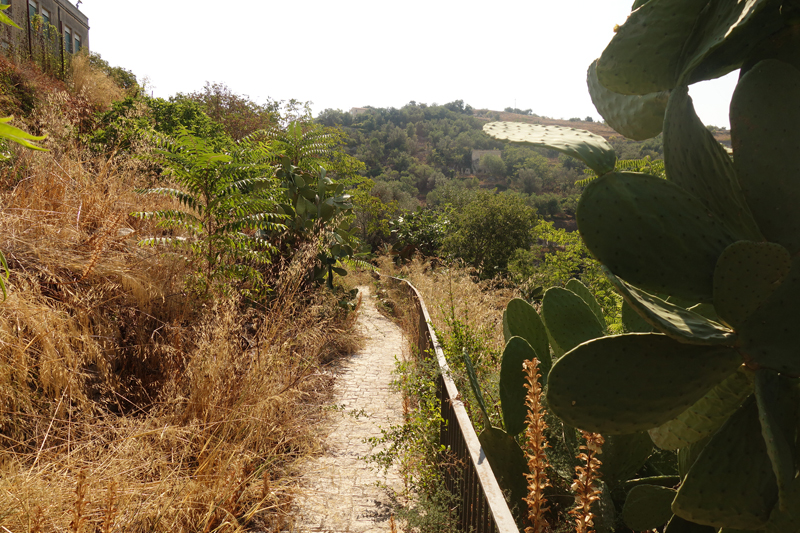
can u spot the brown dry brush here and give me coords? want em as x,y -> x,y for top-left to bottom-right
522,358 -> 550,533
569,431 -> 605,533
0,73 -> 362,531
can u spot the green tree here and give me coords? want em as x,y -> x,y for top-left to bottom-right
265,120 -> 365,180
132,129 -> 285,296
443,191 -> 536,278
87,51 -> 140,94
178,82 -> 280,140
478,154 -> 506,179
89,95 -> 228,153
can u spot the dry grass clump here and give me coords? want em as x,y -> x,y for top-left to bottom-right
69,52 -> 124,111
0,97 -> 361,531
377,256 -> 516,357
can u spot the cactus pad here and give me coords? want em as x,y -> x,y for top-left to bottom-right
663,86 -> 762,242
578,172 -> 739,303
622,476 -> 682,491
673,396 -> 778,530
598,432 -> 653,488
678,434 -> 712,480
624,278 -> 734,344
478,427 -> 530,517
649,367 -> 752,450
664,515 -> 718,533
622,300 -> 653,333
731,59 -> 800,254
462,349 -> 491,428
713,240 -> 791,329
499,337 -> 534,435
686,303 -> 721,323
606,269 -> 735,346
541,287 -> 605,354
545,334 -> 742,434
680,0 -> 778,85
565,278 -> 606,331
596,0 -> 707,94
483,122 -> 616,176
766,476 -> 800,532
503,298 -> 550,380
755,369 -> 795,511
622,484 -> 677,531
740,256 -> 800,374
587,60 -> 668,140
742,24 -> 800,75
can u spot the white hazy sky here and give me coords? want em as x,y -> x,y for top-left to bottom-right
79,0 -> 737,127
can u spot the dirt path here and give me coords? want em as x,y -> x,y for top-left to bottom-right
289,285 -> 406,532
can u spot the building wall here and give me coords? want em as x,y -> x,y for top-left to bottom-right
2,0 -> 89,53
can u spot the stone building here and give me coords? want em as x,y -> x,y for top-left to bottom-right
0,0 -> 88,55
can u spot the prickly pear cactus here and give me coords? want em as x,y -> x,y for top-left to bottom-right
501,285 -> 679,528
484,1 -> 800,530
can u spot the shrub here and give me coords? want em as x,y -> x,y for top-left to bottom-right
132,129 -> 285,296
443,190 -> 536,278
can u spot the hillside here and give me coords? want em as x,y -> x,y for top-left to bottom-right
317,101 -> 669,242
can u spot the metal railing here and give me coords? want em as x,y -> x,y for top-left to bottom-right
386,277 -> 519,533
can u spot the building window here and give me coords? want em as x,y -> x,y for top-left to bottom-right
64,26 -> 72,53
40,7 -> 47,24
74,34 -> 80,52
0,0 -> 11,13
27,0 -> 36,19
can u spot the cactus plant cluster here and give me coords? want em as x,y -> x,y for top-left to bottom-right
484,0 -> 800,530
469,284 -> 680,530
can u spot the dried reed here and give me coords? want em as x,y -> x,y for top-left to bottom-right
522,358 -> 550,533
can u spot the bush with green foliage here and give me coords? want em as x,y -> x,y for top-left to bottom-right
508,220 -> 620,327
274,157 -> 365,289
89,95 -> 227,152
87,52 -> 140,94
443,190 -> 536,278
388,208 -> 451,259
132,129 -> 285,296
176,82 -> 279,141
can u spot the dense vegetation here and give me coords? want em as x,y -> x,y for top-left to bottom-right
0,49 -> 372,532
317,101 -> 666,223
0,1 -> 766,529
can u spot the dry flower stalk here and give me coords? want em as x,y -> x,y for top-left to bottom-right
69,470 -> 88,533
570,431 -> 605,533
523,358 -> 551,533
101,479 -> 119,533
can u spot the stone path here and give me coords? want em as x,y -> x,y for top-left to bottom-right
289,285 -> 406,532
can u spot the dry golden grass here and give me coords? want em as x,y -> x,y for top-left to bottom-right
69,52 -> 124,112
0,93 -> 361,531
377,257 -> 516,357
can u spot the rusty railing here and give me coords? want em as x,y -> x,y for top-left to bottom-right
387,277 -> 519,533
